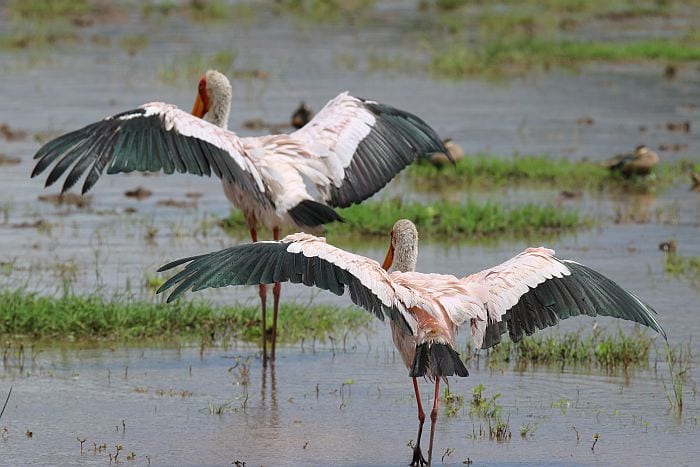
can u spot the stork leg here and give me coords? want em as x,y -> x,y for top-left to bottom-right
250,227 -> 268,368
271,226 -> 281,362
410,377 -> 428,467
427,378 -> 441,467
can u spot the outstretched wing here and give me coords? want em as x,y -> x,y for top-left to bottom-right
157,233 -> 418,334
463,247 -> 666,349
31,102 -> 271,206
290,92 -> 448,208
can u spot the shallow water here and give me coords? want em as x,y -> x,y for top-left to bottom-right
0,3 -> 699,466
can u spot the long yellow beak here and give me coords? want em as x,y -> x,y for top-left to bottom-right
192,93 -> 206,118
381,243 -> 394,271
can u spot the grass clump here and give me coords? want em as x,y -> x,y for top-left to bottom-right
188,0 -> 232,22
408,154 -> 612,190
328,198 -> 584,238
662,344 -> 692,417
663,253 -> 700,287
5,0 -> 93,21
409,155 -> 698,192
442,386 -> 465,417
483,329 -> 655,370
469,384 -> 512,441
119,34 -> 149,56
158,50 -> 237,84
220,199 -> 585,240
432,39 -> 700,78
273,0 -> 376,22
0,288 -> 372,344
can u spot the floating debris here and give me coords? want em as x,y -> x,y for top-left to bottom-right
124,186 -> 153,200
37,193 -> 92,208
665,120 -> 691,133
156,199 -> 196,209
0,154 -> 21,165
0,123 -> 27,142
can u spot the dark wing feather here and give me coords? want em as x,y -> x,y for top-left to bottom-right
480,260 -> 666,349
326,99 -> 448,208
32,104 -> 272,206
291,93 -> 448,209
156,239 -> 413,334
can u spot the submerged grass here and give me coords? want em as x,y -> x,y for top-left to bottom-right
0,288 -> 372,344
662,343 -> 693,416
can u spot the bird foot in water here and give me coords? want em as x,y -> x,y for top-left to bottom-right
410,446 -> 428,466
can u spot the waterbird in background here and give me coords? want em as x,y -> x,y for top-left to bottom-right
290,101 -> 313,129
156,219 -> 666,466
31,70 -> 449,366
603,144 -> 659,177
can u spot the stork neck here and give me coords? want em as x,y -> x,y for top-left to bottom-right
391,241 -> 417,273
205,96 -> 231,129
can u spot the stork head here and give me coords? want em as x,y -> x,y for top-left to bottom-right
382,219 -> 418,273
192,69 -> 232,128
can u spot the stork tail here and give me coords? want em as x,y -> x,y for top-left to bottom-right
410,343 -> 469,378
288,200 -> 343,227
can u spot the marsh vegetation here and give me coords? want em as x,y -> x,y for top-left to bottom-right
0,288 -> 372,344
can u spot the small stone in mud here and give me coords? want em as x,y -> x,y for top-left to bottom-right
664,64 -> 677,79
559,190 -> 582,199
665,121 -> 690,133
157,199 -> 196,209
0,123 -> 27,142
124,186 -> 153,200
0,154 -> 21,165
575,116 -> 594,125
38,193 -> 92,208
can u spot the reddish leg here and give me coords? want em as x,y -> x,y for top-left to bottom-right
271,226 -> 281,361
250,227 -> 268,368
427,377 -> 441,466
410,377 -> 428,467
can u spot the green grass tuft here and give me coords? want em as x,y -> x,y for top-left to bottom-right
0,288 -> 372,344
5,0 -> 93,21
432,39 -> 700,78
327,198 -> 585,238
481,329 -> 656,369
663,253 -> 700,287
408,154 -> 613,189
219,198 -> 586,240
